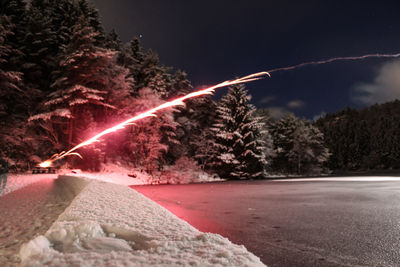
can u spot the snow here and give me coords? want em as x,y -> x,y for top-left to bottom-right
0,173 -> 56,196
0,175 -> 74,265
60,167 -> 150,186
28,108 -> 72,121
1,162 -> 222,196
60,162 -> 223,185
19,175 -> 265,266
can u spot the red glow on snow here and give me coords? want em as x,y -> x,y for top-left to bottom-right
39,72 -> 270,167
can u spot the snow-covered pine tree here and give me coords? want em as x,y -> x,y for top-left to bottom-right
0,0 -> 27,71
29,17 -> 131,165
164,70 -> 197,161
105,29 -> 122,52
187,96 -> 218,165
76,0 -> 105,46
193,124 -> 218,171
136,51 -> 172,98
43,0 -> 104,66
119,88 -> 178,173
270,113 -> 299,173
50,0 -> 81,55
0,15 -> 24,122
210,84 -> 266,179
289,120 -> 330,174
121,37 -> 173,98
0,15 -> 42,170
168,70 -> 192,97
255,109 -> 276,171
22,0 -> 58,91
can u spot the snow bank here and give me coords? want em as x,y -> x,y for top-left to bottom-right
20,175 -> 265,266
60,162 -> 224,186
58,163 -> 151,186
0,173 -> 56,196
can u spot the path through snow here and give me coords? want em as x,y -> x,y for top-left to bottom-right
0,174 -> 56,196
0,177 -> 74,266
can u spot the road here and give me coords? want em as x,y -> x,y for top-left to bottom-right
0,177 -> 74,266
133,177 -> 400,266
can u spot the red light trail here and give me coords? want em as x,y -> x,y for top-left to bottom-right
39,71 -> 270,167
38,52 -> 400,167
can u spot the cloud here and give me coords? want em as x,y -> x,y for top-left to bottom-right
352,60 -> 400,105
312,111 -> 326,121
261,98 -> 304,120
259,95 -> 276,105
287,100 -> 305,109
265,106 -> 290,119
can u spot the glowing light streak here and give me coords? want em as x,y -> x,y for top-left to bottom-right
39,72 -> 270,167
266,53 -> 400,73
38,52 -> 400,168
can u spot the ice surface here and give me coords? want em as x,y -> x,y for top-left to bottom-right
0,173 -> 56,196
274,176 -> 400,182
19,176 -> 265,266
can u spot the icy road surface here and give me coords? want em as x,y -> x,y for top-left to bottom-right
0,175 -> 74,266
133,177 -> 400,266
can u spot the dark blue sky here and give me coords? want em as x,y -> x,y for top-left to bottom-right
92,0 -> 400,119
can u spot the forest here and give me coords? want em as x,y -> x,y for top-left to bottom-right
4,0 -> 391,181
315,100 -> 400,171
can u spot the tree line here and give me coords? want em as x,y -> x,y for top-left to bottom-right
0,0 -> 330,179
315,100 -> 400,171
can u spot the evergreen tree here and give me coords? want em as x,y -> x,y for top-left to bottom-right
169,70 -> 192,97
185,96 -> 218,162
29,18 -> 131,166
289,120 -> 330,174
50,0 -> 81,55
22,0 -> 58,91
137,50 -> 172,97
166,70 -> 206,161
0,15 -> 40,170
270,113 -> 298,173
255,109 -> 276,171
210,84 -> 266,179
76,0 -> 105,45
0,0 -> 26,31
0,0 -> 27,70
105,29 -> 122,52
121,38 -> 173,97
118,88 -> 178,173
193,126 -> 218,170
317,100 -> 400,171
0,15 -> 23,122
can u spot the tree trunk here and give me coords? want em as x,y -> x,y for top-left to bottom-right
297,154 -> 301,175
67,106 -> 75,166
67,106 -> 75,149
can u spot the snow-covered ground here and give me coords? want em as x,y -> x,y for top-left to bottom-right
0,176 -> 74,266
60,162 -> 223,186
1,164 -> 220,198
18,175 -> 265,266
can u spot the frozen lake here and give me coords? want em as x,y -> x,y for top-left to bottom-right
133,177 -> 400,266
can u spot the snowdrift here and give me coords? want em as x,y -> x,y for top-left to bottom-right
19,175 -> 265,266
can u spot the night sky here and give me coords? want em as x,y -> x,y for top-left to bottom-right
92,0 -> 400,119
